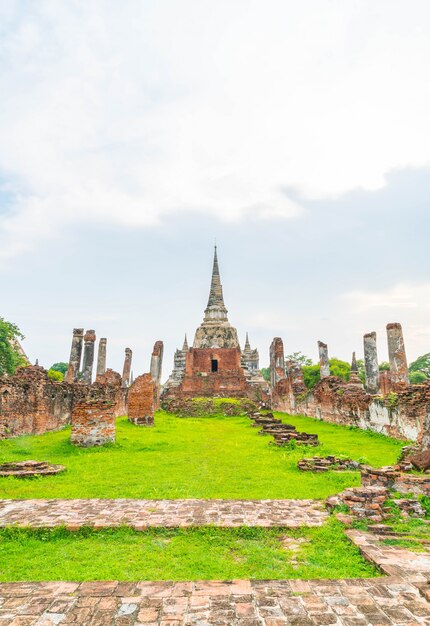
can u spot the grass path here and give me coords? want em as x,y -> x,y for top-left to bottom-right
0,521 -> 378,581
0,411 -> 403,500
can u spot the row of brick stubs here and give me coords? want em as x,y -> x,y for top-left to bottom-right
246,410 -> 319,447
327,486 -> 389,523
298,456 -> 361,472
71,399 -> 116,447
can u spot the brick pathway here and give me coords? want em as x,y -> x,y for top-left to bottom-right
1,578 -> 429,625
0,499 -> 327,529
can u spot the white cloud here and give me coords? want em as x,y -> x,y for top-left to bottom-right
1,0 -> 430,260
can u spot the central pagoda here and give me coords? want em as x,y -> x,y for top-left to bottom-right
162,247 -> 269,400
193,246 -> 240,349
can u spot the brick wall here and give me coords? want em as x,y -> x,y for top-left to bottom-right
0,366 -> 127,439
273,375 -> 430,443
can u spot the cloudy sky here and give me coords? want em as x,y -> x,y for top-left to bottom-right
1,0 -> 430,378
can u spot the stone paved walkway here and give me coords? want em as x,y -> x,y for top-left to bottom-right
0,499 -> 327,529
1,577 -> 430,625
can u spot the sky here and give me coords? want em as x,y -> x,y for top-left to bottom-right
1,0 -> 430,379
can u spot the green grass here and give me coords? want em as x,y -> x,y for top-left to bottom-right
0,411 -> 404,500
0,520 -> 378,581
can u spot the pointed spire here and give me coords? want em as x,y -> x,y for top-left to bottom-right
182,334 -> 189,351
206,246 -> 226,309
351,351 -> 358,372
203,246 -> 228,323
244,332 -> 251,351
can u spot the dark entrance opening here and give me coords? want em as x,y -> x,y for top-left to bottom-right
211,359 -> 218,373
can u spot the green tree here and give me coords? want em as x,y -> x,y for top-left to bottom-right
409,353 -> 430,378
286,352 -> 313,367
47,369 -> 64,381
379,361 -> 390,371
302,358 -> 351,389
409,371 -> 427,384
302,364 -> 320,389
260,367 -> 270,382
329,358 -> 351,381
50,362 -> 68,375
0,317 -> 25,376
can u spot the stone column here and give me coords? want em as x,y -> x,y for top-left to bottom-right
270,337 -> 285,388
81,330 -> 96,384
387,322 -> 409,385
318,341 -> 330,378
150,341 -> 164,408
65,328 -> 84,383
122,348 -> 133,387
96,338 -> 107,379
363,332 -> 379,394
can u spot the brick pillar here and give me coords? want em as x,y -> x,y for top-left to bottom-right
96,338 -> 107,379
128,373 -> 155,426
150,341 -> 164,407
65,328 -> 84,383
122,348 -> 133,387
363,332 -> 379,394
71,399 -> 116,447
270,337 -> 285,387
318,341 -> 330,378
81,330 -> 96,384
387,323 -> 409,385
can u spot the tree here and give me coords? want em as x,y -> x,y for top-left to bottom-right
302,358 -> 351,389
260,367 -> 270,382
356,358 -> 366,384
302,364 -> 320,389
409,371 -> 427,384
0,317 -> 25,376
286,352 -> 313,367
329,358 -> 351,382
50,362 -> 68,375
47,369 -> 64,381
409,353 -> 430,379
379,361 -> 390,371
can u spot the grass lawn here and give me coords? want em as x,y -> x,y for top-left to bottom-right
0,520 -> 378,581
0,411 -> 403,500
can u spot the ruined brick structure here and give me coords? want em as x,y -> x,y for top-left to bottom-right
71,398 -> 116,447
162,247 -> 269,402
272,325 -> 430,444
0,365 -> 126,440
269,338 -> 285,388
273,370 -> 430,444
127,373 -> 155,426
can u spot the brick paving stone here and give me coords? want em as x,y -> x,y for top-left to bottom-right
1,576 -> 429,625
0,499 -> 327,529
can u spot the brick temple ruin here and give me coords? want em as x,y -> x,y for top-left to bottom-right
0,328 -> 164,443
2,246 -> 430,447
162,247 -> 269,403
271,323 -> 430,445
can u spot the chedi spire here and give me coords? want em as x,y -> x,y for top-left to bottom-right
203,246 -> 228,323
